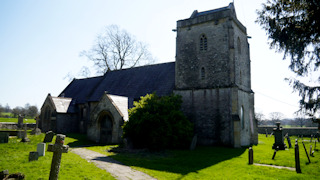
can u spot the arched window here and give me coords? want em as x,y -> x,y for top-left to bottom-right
200,34 -> 207,51
237,37 -> 241,54
201,67 -> 205,80
240,106 -> 244,129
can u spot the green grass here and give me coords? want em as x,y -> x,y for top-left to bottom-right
0,133 -> 115,180
0,117 -> 36,123
87,134 -> 320,179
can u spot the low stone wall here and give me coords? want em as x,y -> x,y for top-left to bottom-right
258,126 -> 319,136
0,123 -> 36,130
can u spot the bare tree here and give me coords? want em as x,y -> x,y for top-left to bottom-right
255,112 -> 265,125
269,112 -> 284,124
81,25 -> 154,74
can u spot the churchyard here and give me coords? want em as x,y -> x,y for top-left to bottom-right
0,131 -> 319,179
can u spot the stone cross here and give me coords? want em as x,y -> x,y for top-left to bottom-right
48,134 -> 69,180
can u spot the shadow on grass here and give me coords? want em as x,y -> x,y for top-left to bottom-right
66,133 -> 102,148
107,146 -> 246,176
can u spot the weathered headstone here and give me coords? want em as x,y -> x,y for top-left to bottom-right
294,139 -> 302,173
189,134 -> 197,150
37,143 -> 46,156
302,142 -> 311,163
18,114 -> 24,128
20,125 -> 30,142
0,132 -> 9,143
48,134 -> 69,180
248,147 -> 253,165
286,135 -> 292,148
17,130 -> 24,139
272,122 -> 287,150
31,116 -> 41,135
29,151 -> 39,161
43,131 -> 54,143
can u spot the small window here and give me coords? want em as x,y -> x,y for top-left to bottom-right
237,37 -> 241,54
200,34 -> 207,51
201,67 -> 205,80
240,106 -> 244,129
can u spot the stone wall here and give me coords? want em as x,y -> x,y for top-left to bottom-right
175,88 -> 233,146
258,126 -> 318,136
0,123 -> 36,130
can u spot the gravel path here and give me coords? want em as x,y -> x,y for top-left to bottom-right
71,148 -> 157,180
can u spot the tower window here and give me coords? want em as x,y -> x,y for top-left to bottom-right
237,37 -> 241,54
200,34 -> 207,51
201,67 -> 205,80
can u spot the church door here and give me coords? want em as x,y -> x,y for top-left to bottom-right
99,113 -> 113,144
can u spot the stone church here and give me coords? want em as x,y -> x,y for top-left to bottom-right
40,3 -> 258,147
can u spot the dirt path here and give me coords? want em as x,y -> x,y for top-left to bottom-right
71,148 -> 157,180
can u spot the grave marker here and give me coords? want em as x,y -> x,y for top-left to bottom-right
43,131 -> 54,143
17,114 -> 24,128
248,147 -> 253,165
37,143 -> 46,156
272,122 -> 287,150
0,132 -> 9,143
48,134 -> 69,180
286,135 -> 292,148
302,142 -> 311,163
29,152 -> 39,161
294,140 -> 301,173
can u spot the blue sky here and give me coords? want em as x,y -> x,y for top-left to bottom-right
0,0 -> 302,119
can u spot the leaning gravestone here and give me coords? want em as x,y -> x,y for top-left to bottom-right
48,134 -> 69,180
43,131 -> 55,143
0,132 -> 9,143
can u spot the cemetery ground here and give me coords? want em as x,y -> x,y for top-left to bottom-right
0,133 -> 319,179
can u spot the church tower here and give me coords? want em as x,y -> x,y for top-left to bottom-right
174,3 -> 258,147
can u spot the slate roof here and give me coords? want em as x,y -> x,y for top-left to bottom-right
60,62 -> 175,104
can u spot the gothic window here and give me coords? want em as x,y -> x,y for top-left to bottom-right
200,34 -> 207,51
201,67 -> 205,80
237,37 -> 241,54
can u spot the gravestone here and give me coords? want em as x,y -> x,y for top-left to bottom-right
286,135 -> 292,148
272,122 -> 287,150
189,134 -> 197,150
37,143 -> 46,156
32,116 -> 42,135
18,114 -> 24,128
48,134 -> 69,180
302,142 -> 311,163
20,125 -> 30,142
29,151 -> 39,161
43,131 -> 54,143
294,139 -> 301,173
248,147 -> 253,165
0,132 -> 9,143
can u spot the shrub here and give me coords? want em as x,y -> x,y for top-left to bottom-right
123,93 -> 193,150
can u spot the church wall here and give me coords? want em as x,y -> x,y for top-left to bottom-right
87,95 -> 124,144
56,114 -> 78,134
174,88 -> 233,146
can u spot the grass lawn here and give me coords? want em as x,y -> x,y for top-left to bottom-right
87,134 -> 320,180
0,133 -> 115,180
0,117 -> 36,124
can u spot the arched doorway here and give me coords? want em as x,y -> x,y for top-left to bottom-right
98,112 -> 113,144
